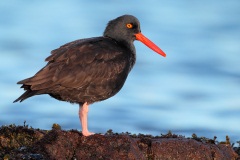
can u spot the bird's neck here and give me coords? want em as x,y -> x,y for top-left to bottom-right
118,40 -> 136,71
104,36 -> 136,71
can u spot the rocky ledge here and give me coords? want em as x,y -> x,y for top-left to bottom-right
0,124 -> 239,160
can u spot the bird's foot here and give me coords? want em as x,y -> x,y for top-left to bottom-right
82,130 -> 95,136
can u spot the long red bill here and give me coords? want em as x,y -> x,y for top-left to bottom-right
135,32 -> 166,57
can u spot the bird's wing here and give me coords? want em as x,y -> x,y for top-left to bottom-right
18,37 -> 130,91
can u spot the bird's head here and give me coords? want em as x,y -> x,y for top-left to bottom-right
103,15 -> 166,57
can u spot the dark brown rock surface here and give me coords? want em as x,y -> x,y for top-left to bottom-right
0,125 -> 239,160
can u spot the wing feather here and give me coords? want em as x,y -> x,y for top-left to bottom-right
19,37 -> 130,94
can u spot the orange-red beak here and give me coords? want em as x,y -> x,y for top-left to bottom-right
135,33 -> 166,57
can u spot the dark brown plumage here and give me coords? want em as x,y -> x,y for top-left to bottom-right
14,37 -> 135,105
14,15 -> 166,136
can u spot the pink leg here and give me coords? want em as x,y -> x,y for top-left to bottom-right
79,102 -> 94,136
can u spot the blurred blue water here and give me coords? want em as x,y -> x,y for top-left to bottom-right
1,1 -> 240,142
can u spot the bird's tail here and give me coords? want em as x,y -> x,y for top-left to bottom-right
13,85 -> 38,103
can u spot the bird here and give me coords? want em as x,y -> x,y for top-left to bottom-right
14,15 -> 166,136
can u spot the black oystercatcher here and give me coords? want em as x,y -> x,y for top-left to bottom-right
14,15 -> 166,136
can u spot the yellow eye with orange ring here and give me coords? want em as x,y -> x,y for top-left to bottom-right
126,23 -> 133,29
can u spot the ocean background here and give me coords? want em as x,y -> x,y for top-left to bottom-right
1,1 -> 240,143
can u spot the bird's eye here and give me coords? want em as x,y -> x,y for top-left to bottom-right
126,23 -> 133,29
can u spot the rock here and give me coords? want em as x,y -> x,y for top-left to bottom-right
32,130 -> 144,159
149,138 -> 237,159
0,125 -> 239,160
